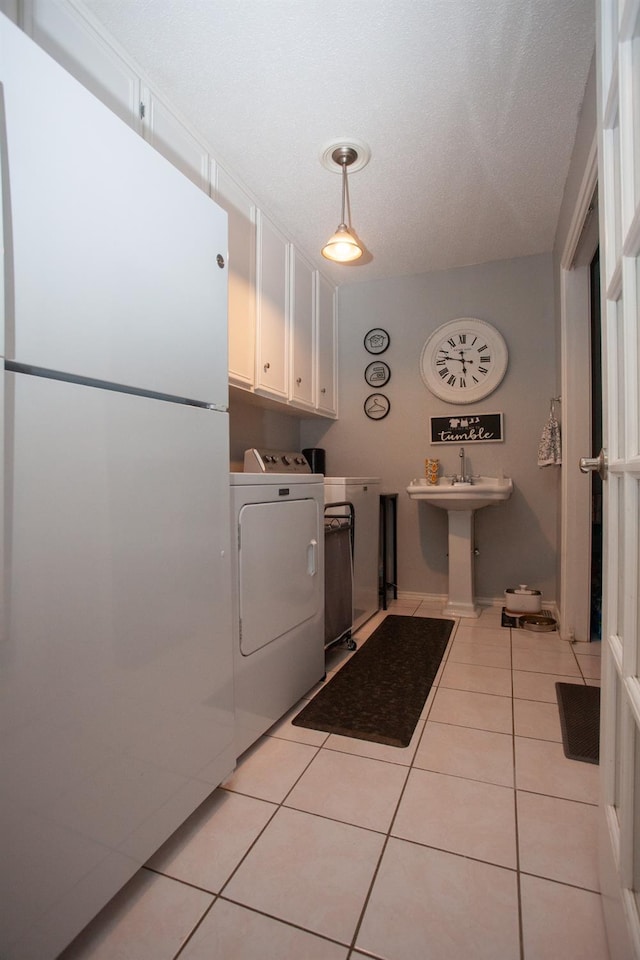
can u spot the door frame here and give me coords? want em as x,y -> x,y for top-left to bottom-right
559,137 -> 598,642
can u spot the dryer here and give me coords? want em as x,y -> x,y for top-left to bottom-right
230,457 -> 325,758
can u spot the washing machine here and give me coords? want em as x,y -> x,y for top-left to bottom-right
323,477 -> 381,631
230,452 -> 325,758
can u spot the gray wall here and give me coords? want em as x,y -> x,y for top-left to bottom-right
229,388 -> 300,472
301,253 -> 559,603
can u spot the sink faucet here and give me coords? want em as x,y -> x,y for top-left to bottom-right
458,447 -> 468,483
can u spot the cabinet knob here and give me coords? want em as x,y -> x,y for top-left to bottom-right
264,362 -> 270,372
320,387 -> 326,394
296,377 -> 302,384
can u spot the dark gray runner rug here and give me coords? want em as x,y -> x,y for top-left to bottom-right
293,615 -> 454,747
556,682 -> 600,764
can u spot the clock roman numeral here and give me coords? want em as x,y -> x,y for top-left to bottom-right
480,355 -> 491,363
460,377 -> 467,388
478,366 -> 488,374
436,358 -> 446,366
438,367 -> 450,379
476,343 -> 488,353
447,337 -> 456,348
459,334 -> 467,344
447,374 -> 456,386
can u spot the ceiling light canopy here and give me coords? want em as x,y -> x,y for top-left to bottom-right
321,144 -> 367,264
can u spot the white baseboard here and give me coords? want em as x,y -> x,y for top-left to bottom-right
396,591 -> 446,605
395,592 -> 560,624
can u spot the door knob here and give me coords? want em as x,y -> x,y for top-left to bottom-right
579,448 -> 607,481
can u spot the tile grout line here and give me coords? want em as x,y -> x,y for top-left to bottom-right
168,735 -> 339,958
172,609 -> 409,957
345,605 -> 450,957
65,603 -> 604,959
511,625 -> 527,960
163,605 -> 600,960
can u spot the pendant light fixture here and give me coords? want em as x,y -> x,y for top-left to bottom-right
321,145 -> 364,263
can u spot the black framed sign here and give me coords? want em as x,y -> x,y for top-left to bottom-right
364,360 -> 391,387
364,328 -> 390,354
364,393 -> 390,420
430,412 -> 503,444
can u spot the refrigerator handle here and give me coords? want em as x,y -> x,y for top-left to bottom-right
307,538 -> 318,577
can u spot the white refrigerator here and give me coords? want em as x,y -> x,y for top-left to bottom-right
0,16 -> 235,959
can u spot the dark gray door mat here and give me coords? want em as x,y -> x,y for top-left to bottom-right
555,682 -> 600,764
292,615 -> 454,747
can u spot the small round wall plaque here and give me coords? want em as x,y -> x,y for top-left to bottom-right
364,360 -> 391,387
364,393 -> 390,420
364,328 -> 390,354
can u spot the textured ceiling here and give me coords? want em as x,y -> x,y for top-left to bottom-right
81,0 -> 595,286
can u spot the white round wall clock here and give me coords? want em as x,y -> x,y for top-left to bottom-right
420,318 -> 508,404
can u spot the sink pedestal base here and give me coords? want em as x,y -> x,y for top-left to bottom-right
442,509 -> 481,619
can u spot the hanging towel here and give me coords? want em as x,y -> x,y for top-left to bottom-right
538,410 -> 562,466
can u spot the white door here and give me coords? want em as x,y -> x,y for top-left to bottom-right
1,372 -> 234,958
289,246 -> 315,410
596,3 -> 640,958
316,273 -> 338,416
237,498 -> 321,655
255,211 -> 289,400
215,166 -> 256,390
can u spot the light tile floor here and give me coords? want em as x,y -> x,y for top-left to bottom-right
61,601 -> 609,960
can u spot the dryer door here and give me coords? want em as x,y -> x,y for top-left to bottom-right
237,498 -> 321,655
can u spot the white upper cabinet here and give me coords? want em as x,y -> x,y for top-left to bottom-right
316,273 -> 337,417
255,211 -> 289,400
23,0 -> 141,130
140,87 -> 209,192
214,167 -> 256,389
289,247 -> 315,410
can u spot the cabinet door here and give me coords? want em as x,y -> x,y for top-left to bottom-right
289,247 -> 315,409
316,273 -> 337,416
215,167 -> 256,389
141,87 -> 209,191
255,211 -> 289,399
24,0 -> 141,130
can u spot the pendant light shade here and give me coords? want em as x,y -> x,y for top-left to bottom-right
321,145 -> 364,263
321,223 -> 362,262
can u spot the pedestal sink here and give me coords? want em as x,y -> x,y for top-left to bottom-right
406,476 -> 514,618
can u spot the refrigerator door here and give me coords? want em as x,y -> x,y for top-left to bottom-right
1,16 -> 228,405
0,372 -> 234,959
